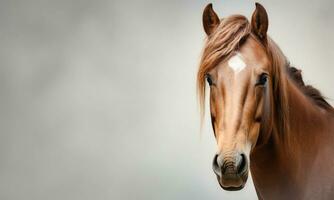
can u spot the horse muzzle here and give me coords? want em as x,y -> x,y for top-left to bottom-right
212,152 -> 248,191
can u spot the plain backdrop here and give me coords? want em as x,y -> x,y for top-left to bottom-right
0,0 -> 333,199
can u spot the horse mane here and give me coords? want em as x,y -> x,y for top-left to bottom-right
288,66 -> 334,111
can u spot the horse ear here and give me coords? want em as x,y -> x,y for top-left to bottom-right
202,3 -> 220,36
251,3 -> 268,40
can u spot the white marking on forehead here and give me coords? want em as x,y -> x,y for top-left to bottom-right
228,53 -> 246,74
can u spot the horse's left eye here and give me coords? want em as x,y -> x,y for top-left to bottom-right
206,74 -> 213,86
256,73 -> 268,86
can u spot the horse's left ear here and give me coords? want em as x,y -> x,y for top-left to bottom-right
251,3 -> 268,41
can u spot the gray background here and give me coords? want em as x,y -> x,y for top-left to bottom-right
0,0 -> 333,199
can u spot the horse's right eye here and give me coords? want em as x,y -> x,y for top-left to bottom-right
206,74 -> 213,86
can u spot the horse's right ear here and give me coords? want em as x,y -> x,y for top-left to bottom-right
202,3 -> 220,36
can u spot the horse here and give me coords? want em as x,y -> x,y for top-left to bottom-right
197,2 -> 334,199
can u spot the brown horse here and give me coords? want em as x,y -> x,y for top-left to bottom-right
197,2 -> 334,199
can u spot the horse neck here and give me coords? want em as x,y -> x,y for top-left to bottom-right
282,79 -> 331,154
251,76 -> 334,199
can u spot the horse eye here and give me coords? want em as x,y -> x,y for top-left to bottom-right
206,74 -> 213,86
256,73 -> 268,86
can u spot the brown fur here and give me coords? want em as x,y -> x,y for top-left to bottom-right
198,3 -> 334,199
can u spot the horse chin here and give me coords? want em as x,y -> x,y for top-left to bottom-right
217,172 -> 248,191
221,185 -> 245,191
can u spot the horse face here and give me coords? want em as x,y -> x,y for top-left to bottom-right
206,36 -> 270,190
202,3 -> 270,190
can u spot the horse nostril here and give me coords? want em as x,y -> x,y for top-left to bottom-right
212,154 -> 221,176
236,153 -> 247,174
213,153 -> 247,177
